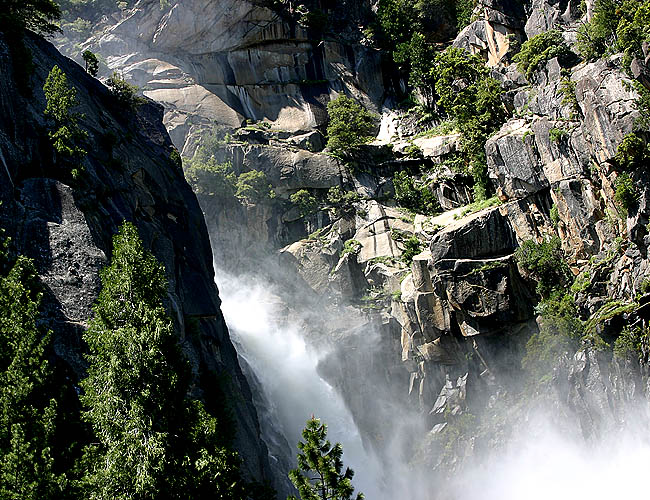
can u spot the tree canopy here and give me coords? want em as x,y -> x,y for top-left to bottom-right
0,236 -> 63,499
288,417 -> 364,500
43,65 -> 87,166
0,0 -> 61,34
79,221 -> 245,499
326,95 -> 376,157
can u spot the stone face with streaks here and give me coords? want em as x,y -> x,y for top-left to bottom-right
0,31 -> 282,492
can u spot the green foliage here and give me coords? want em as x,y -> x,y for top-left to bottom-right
82,50 -> 99,77
395,32 -> 436,106
298,8 -> 328,34
58,0 -> 130,23
169,148 -> 182,169
576,0 -> 621,59
61,17 -> 93,38
326,95 -> 376,157
576,0 -> 650,66
327,186 -> 361,206
468,260 -> 507,275
584,299 -> 637,333
393,171 -> 439,215
390,229 -> 423,265
400,235 -> 423,265
455,0 -> 476,31
291,189 -> 319,218
513,30 -> 572,80
0,0 -> 61,35
0,240 -> 62,499
403,142 -> 423,158
550,203 -> 560,227
570,270 -> 591,293
235,170 -> 274,204
433,47 -> 507,199
43,65 -> 87,161
459,195 -> 502,217
184,158 -> 237,198
549,127 -> 568,143
614,172 -> 638,216
615,132 -> 649,170
414,119 -> 458,139
375,0 -> 475,49
80,221 -> 246,499
326,186 -> 360,217
341,239 -> 362,257
559,77 -> 580,117
375,0 -> 414,48
106,73 -> 142,108
613,325 -> 646,359
288,417 -> 363,500
581,332 -> 610,351
515,237 -> 571,298
633,81 -> 650,130
522,292 -> 582,382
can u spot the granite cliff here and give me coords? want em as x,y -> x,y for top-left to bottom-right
0,29 -> 281,491
41,0 -> 650,495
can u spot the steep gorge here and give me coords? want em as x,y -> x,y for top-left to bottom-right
10,0 -> 650,497
0,29 -> 278,490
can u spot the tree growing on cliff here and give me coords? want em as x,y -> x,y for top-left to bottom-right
236,170 -> 275,204
432,47 -> 506,200
0,0 -> 61,35
0,236 -> 62,499
80,221 -> 245,499
288,417 -> 364,500
82,50 -> 99,77
43,65 -> 87,165
326,95 -> 376,158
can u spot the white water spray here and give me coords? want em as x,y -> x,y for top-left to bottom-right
214,269 -> 650,500
216,269 -> 384,499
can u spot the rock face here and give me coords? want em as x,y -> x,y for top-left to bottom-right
69,0 -> 384,153
487,55 -> 640,258
0,32 -> 280,489
47,0 -> 650,490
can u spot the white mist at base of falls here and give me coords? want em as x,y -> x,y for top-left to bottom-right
215,270 -> 650,500
216,270 -> 384,499
446,416 -> 650,500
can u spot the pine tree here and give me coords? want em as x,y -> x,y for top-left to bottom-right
0,0 -> 61,35
288,418 -> 364,500
79,221 -> 244,499
82,51 -> 99,77
43,65 -> 87,160
325,95 -> 376,158
0,236 -> 62,499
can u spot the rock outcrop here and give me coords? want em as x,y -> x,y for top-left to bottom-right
48,0 -> 650,490
0,31 -> 280,490
62,0 -> 384,154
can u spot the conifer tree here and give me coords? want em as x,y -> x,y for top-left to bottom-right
80,221 -> 244,499
43,65 -> 87,160
82,50 -> 99,77
0,236 -> 62,499
0,0 -> 61,35
288,417 -> 364,500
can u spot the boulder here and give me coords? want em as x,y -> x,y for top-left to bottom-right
486,119 -> 548,200
429,207 -> 517,263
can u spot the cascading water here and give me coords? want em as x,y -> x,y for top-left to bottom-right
216,269 -> 384,499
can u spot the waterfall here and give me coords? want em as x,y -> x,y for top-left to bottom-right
216,269 -> 384,500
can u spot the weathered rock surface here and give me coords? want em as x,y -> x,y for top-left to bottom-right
0,32 -> 280,490
63,0 -> 384,153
